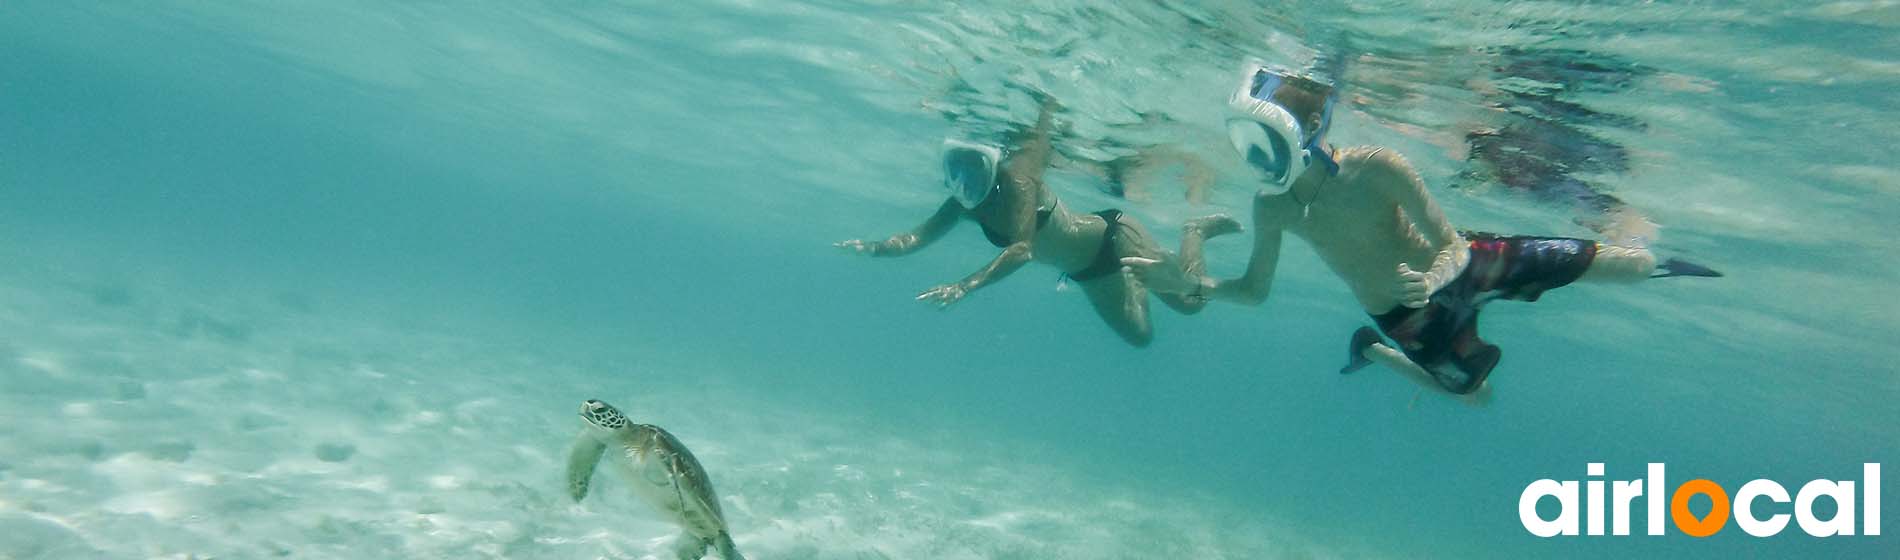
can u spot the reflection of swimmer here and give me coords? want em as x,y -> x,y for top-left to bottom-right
1125,62 -> 1720,402
1464,121 -> 1652,240
838,96 -> 1240,346
1058,112 -> 1218,205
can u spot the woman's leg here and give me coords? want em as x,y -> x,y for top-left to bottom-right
1177,214 -> 1242,281
1105,212 -> 1240,315
1077,272 -> 1153,347
1156,214 -> 1242,314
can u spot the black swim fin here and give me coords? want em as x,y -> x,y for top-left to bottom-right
1451,344 -> 1502,395
1340,327 -> 1381,374
1653,257 -> 1724,278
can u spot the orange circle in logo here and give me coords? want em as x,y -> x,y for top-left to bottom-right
1670,479 -> 1731,537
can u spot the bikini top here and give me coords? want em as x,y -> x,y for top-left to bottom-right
976,178 -> 1059,248
980,207 -> 1054,248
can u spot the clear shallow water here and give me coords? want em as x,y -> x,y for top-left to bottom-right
1,1 -> 1896,558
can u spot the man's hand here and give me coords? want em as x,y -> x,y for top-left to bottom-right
1395,263 -> 1431,309
916,281 -> 970,309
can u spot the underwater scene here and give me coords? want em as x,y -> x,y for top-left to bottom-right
2,1 -> 1896,558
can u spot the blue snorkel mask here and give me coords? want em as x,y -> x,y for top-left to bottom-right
941,139 -> 1003,208
1226,62 -> 1339,194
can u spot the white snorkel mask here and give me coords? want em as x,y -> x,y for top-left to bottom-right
941,139 -> 1003,208
1226,62 -> 1339,194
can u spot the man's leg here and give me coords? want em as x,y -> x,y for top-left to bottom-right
1448,323 -> 1501,395
1343,327 -> 1493,407
1581,244 -> 1722,281
1579,244 -> 1656,283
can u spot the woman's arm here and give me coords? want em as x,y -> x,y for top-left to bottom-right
916,241 -> 1034,308
837,198 -> 963,257
917,166 -> 1044,307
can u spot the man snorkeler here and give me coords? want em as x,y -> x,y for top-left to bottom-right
838,96 -> 1240,347
1124,61 -> 1720,402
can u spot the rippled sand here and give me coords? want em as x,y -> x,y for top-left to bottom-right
0,272 -> 1346,559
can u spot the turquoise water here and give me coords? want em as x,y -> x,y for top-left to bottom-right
1,1 -> 1896,558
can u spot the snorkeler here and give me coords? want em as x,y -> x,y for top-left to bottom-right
1123,62 -> 1720,401
838,96 -> 1241,347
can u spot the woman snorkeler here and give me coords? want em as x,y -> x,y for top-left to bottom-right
838,96 -> 1239,347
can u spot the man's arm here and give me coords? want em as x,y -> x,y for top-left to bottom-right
1366,149 -> 1470,306
837,198 -> 963,257
1196,193 -> 1285,305
917,241 -> 1034,308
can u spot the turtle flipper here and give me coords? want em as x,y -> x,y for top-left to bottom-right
713,532 -> 745,560
565,433 -> 607,502
671,531 -> 709,560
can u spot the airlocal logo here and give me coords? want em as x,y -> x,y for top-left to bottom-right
1520,463 -> 1881,538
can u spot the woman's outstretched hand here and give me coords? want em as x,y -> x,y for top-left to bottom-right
916,281 -> 970,309
835,239 -> 877,254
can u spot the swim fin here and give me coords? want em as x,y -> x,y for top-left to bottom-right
1652,257 -> 1724,278
1340,326 -> 1381,374
1451,344 -> 1501,395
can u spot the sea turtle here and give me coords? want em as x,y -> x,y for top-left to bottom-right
567,399 -> 745,560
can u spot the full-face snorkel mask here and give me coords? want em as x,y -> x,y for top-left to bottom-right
941,139 -> 1003,208
1226,62 -> 1339,194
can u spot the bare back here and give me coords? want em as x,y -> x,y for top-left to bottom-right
966,102 -> 1119,275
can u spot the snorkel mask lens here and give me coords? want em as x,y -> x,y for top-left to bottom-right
1226,63 -> 1335,193
1227,119 -> 1298,186
1249,69 -> 1284,102
941,139 -> 1002,208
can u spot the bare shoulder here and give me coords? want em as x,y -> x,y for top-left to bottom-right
1251,187 -> 1300,227
1338,146 -> 1425,199
1337,145 -> 1412,177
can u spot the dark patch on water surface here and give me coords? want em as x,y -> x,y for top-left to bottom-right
1457,47 -> 1656,229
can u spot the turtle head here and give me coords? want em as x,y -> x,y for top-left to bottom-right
579,399 -> 630,432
